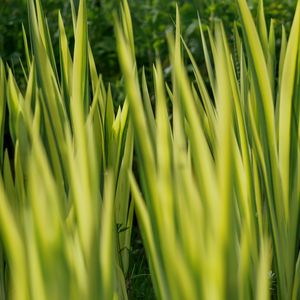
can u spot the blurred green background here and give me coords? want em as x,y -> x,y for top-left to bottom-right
0,0 -> 297,94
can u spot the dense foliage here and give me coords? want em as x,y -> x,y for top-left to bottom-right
0,0 -> 297,85
0,0 -> 299,299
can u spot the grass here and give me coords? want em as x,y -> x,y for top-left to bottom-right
116,0 -> 300,299
0,0 -> 299,299
0,0 -> 133,299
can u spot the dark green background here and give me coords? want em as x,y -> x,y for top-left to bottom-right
0,0 -> 297,87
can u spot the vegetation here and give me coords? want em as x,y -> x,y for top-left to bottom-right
117,0 -> 300,298
0,1 -> 297,84
0,0 -> 299,299
0,0 -> 134,298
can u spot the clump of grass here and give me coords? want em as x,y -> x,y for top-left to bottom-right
116,0 -> 300,299
0,0 -> 133,299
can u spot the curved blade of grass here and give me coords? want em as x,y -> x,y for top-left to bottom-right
129,172 -> 170,300
0,61 -> 5,166
0,182 -> 29,300
278,0 -> 300,219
